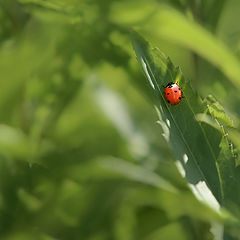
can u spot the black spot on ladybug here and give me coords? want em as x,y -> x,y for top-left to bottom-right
174,90 -> 177,93
178,88 -> 181,90
167,93 -> 170,95
179,97 -> 181,100
167,100 -> 170,103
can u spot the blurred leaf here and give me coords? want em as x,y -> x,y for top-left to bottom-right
99,156 -> 177,192
125,6 -> 240,88
144,221 -> 190,240
0,125 -> 30,159
17,188 -> 42,211
109,0 -> 158,25
202,0 -> 226,31
93,82 -> 149,158
18,0 -> 82,14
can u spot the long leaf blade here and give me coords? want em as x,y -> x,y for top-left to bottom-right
131,32 -> 222,203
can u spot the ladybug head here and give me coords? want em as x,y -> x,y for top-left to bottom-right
165,82 -> 175,88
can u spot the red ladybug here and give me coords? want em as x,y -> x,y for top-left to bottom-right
164,82 -> 183,105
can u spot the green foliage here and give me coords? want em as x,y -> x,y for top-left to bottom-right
132,32 -> 221,202
1,0 -> 240,239
132,32 -> 240,237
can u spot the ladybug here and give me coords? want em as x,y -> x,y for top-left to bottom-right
164,82 -> 183,105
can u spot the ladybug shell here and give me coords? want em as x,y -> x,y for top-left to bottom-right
164,83 -> 182,105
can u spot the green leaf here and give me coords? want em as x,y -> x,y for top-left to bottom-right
144,222 -> 192,240
203,96 -> 240,214
203,95 -> 234,128
98,156 -> 177,193
131,31 -> 222,205
133,6 -> 240,88
0,125 -> 30,159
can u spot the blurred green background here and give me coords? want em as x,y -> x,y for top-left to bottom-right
1,0 -> 240,239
